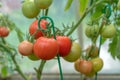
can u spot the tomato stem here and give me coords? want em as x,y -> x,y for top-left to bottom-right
35,60 -> 46,80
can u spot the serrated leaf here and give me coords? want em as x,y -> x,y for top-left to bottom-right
108,35 -> 118,59
64,0 -> 73,11
79,0 -> 89,16
1,66 -> 8,78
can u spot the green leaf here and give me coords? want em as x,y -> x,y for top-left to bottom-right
79,0 -> 89,16
101,37 -> 107,44
64,0 -> 73,11
1,66 -> 8,78
108,34 -> 120,60
91,3 -> 105,21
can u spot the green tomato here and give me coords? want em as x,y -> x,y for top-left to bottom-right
100,24 -> 116,38
85,25 -> 99,39
117,0 -> 120,9
63,42 -> 81,62
22,0 -> 40,18
90,57 -> 103,72
34,0 -> 53,9
28,53 -> 39,61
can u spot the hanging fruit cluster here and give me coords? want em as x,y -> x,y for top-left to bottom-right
18,0 -> 81,63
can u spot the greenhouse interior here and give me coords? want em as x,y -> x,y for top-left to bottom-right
0,0 -> 120,80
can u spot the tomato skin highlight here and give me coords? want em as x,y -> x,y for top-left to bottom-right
0,27 -> 9,37
29,19 -> 48,39
22,1 -> 40,18
18,40 -> 33,56
33,37 -> 59,60
56,36 -> 72,57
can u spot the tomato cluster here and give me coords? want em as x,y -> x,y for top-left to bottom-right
85,23 -> 116,39
18,18 -> 73,60
74,57 -> 103,77
22,0 -> 53,19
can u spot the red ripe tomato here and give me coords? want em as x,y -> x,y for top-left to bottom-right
0,27 -> 9,37
56,36 -> 72,57
33,37 -> 59,60
18,40 -> 33,56
29,19 -> 48,39
79,60 -> 93,74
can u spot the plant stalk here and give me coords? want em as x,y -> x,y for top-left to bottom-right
12,55 -> 29,80
35,60 -> 46,80
0,39 -> 29,80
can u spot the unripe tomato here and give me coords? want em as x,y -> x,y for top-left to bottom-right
86,45 -> 98,58
29,19 -> 48,39
90,57 -> 103,72
85,25 -> 99,38
117,0 -> 120,9
22,0 -> 40,18
33,37 -> 59,60
63,42 -> 81,62
56,36 -> 72,57
100,24 -> 116,38
18,40 -> 33,56
34,0 -> 53,9
85,70 -> 95,77
79,60 -> 93,74
28,53 -> 39,61
0,27 -> 10,37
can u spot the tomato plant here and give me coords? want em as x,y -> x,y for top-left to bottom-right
22,0 -> 40,18
29,19 -> 48,39
34,0 -> 53,9
18,40 -> 33,56
0,27 -> 9,37
33,37 -> 59,60
56,36 -> 72,57
63,42 -> 81,62
1,0 -> 120,80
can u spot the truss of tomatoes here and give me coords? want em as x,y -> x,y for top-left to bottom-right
18,19 -> 72,60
